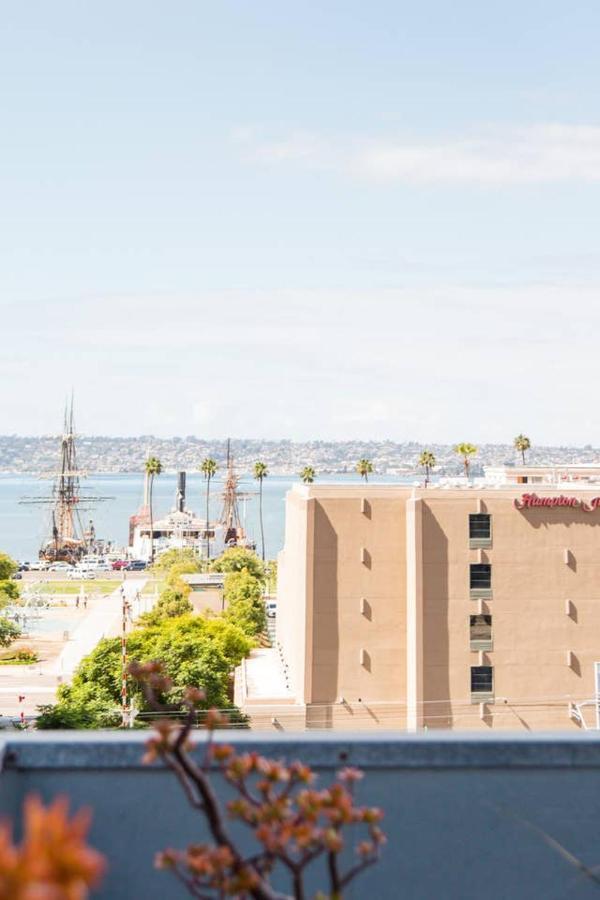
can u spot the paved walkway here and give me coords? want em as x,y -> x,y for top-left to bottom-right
0,579 -> 153,720
243,648 -> 294,701
52,579 -> 147,678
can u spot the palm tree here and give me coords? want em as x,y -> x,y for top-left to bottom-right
356,458 -> 374,482
514,434 -> 531,465
418,450 -> 436,486
454,442 -> 478,479
144,456 -> 163,564
253,461 -> 268,561
300,466 -> 316,484
200,457 -> 218,560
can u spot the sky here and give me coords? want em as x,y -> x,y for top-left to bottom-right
2,2 -> 600,443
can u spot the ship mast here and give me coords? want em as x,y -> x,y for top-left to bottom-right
20,398 -> 113,562
55,398 -> 81,545
219,439 -> 253,545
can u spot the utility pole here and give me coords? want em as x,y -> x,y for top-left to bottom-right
120,586 -> 131,728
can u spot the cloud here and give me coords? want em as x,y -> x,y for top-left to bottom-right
240,123 -> 600,185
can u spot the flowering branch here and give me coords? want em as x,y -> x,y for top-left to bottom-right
130,661 -> 386,899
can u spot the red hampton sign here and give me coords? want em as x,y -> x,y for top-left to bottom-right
514,493 -> 600,512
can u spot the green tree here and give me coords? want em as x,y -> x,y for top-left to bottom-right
223,570 -> 266,637
253,461 -> 268,561
37,615 -> 253,729
356,459 -> 374,482
0,580 -> 20,606
144,456 -> 163,564
454,442 -> 478,478
0,552 -> 17,582
200,458 -> 218,560
300,466 -> 316,484
165,561 -> 200,594
211,548 -> 265,581
0,617 -> 21,647
138,589 -> 193,627
514,434 -> 531,465
152,548 -> 200,573
37,683 -> 120,730
418,450 -> 436,486
265,559 -> 277,595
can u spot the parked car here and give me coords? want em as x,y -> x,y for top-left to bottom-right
125,560 -> 147,571
67,568 -> 96,580
111,560 -> 129,571
11,572 -> 22,580
18,562 -> 30,572
266,601 -> 277,618
28,560 -> 49,572
48,562 -> 72,572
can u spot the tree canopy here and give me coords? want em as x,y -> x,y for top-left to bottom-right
0,552 -> 17,582
37,615 -> 253,730
211,547 -> 265,581
0,618 -> 21,648
223,570 -> 266,637
514,434 -> 531,463
152,548 -> 201,573
356,459 -> 373,481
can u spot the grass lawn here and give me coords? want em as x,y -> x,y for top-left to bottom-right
0,658 -> 35,666
30,580 -> 120,595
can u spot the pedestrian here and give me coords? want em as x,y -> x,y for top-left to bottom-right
75,595 -> 80,609
83,594 -> 88,609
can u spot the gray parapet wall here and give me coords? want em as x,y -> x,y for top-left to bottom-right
2,732 -> 600,899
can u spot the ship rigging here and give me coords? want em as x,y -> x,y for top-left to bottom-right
20,401 -> 113,563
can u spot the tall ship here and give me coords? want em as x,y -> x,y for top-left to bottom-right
21,401 -> 112,563
129,441 -> 255,561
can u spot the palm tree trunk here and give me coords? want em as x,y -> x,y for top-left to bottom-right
259,478 -> 265,561
206,475 -> 211,562
464,458 -> 469,478
521,449 -> 526,465
425,465 -> 430,486
148,475 -> 154,564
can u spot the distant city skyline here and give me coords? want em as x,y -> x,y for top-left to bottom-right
1,434 -> 599,476
2,3 -> 600,441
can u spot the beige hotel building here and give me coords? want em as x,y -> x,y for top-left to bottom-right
266,467 -> 600,731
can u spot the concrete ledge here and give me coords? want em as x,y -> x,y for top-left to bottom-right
5,732 -> 600,898
5,730 -> 600,770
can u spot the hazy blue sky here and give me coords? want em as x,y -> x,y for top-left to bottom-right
2,2 -> 600,442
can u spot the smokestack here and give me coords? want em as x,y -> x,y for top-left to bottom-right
176,471 -> 186,512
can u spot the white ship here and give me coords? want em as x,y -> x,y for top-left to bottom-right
129,444 -> 255,561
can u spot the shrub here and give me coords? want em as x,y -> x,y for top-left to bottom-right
15,647 -> 38,663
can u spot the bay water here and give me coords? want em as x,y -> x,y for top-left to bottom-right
0,472 -> 407,563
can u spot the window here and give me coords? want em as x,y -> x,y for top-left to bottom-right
469,513 -> 491,548
470,563 -> 492,598
470,614 -> 492,650
471,666 -> 493,697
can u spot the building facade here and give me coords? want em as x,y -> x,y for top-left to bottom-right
275,483 -> 600,731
